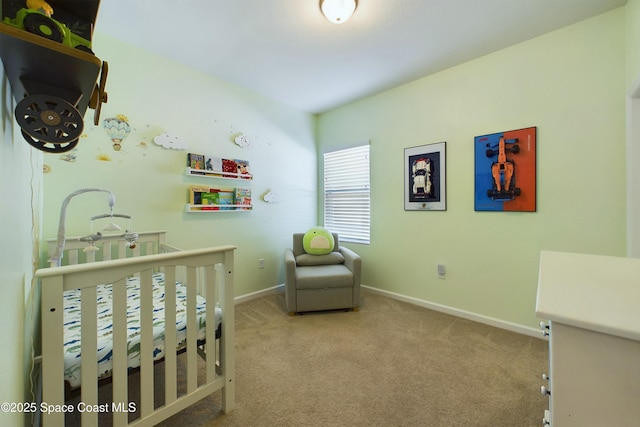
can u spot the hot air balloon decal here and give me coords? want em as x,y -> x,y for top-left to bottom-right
103,114 -> 131,151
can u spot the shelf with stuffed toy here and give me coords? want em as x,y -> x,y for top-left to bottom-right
0,0 -> 108,153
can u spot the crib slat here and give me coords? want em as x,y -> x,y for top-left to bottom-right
80,286 -> 99,426
131,243 -> 141,258
140,270 -> 154,418
118,240 -> 127,259
205,264 -> 217,383
186,266 -> 197,393
145,241 -> 154,256
103,241 -> 113,261
40,275 -> 65,426
221,249 -> 236,412
69,248 -> 79,265
112,278 -> 129,427
164,266 -> 178,404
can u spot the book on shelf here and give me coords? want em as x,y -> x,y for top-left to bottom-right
201,191 -> 221,210
235,159 -> 251,179
187,153 -> 205,171
218,190 -> 235,210
221,159 -> 238,178
235,187 -> 252,210
204,155 -> 224,177
189,185 -> 213,205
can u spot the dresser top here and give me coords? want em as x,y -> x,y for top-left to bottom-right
536,250 -> 640,342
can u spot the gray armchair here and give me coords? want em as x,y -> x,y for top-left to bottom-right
284,233 -> 361,315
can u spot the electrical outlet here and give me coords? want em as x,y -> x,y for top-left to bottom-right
259,258 -> 265,269
437,264 -> 445,279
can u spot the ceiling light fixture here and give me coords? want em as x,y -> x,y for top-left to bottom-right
320,0 -> 357,24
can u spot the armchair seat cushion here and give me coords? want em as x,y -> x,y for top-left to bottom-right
295,264 -> 353,290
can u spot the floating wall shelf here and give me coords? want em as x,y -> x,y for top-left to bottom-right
185,167 -> 252,181
186,184 -> 252,213
185,204 -> 252,213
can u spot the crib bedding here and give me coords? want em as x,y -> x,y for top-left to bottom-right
62,272 -> 221,388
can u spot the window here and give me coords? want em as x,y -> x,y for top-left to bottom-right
323,144 -> 370,244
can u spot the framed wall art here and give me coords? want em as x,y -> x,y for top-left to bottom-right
474,126 -> 536,212
404,141 -> 446,211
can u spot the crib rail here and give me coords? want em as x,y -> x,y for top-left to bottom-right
35,245 -> 236,426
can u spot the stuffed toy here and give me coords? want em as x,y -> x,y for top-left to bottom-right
27,0 -> 53,17
302,227 -> 334,255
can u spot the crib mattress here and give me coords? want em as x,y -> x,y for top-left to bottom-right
62,272 -> 221,388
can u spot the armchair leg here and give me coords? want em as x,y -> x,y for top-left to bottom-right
352,307 -> 360,312
288,311 -> 296,316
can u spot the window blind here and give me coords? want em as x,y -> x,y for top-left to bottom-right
323,144 -> 370,244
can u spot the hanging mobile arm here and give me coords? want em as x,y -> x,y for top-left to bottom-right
90,213 -> 131,221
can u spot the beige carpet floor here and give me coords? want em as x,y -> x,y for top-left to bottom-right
153,290 -> 549,427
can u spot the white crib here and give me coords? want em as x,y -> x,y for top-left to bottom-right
35,231 -> 235,426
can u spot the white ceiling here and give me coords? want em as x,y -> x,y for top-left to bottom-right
96,0 -> 627,114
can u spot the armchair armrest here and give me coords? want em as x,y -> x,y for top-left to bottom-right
340,246 -> 361,283
339,246 -> 360,272
284,248 -> 297,313
285,248 -> 296,275
339,246 -> 362,308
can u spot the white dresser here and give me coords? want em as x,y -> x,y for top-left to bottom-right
536,250 -> 640,427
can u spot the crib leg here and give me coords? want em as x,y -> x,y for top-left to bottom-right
34,359 -> 42,427
222,377 -> 235,413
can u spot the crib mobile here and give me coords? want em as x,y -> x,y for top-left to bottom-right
80,213 -> 138,252
49,188 -> 138,267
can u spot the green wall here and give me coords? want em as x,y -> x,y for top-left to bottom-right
626,0 -> 640,89
317,8 -> 627,329
42,32 -> 319,297
0,68 -> 42,425
626,0 -> 640,259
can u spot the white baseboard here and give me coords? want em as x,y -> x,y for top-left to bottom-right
361,285 -> 544,339
238,283 -> 544,339
235,284 -> 283,305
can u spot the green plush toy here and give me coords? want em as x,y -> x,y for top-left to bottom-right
303,227 -> 335,255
